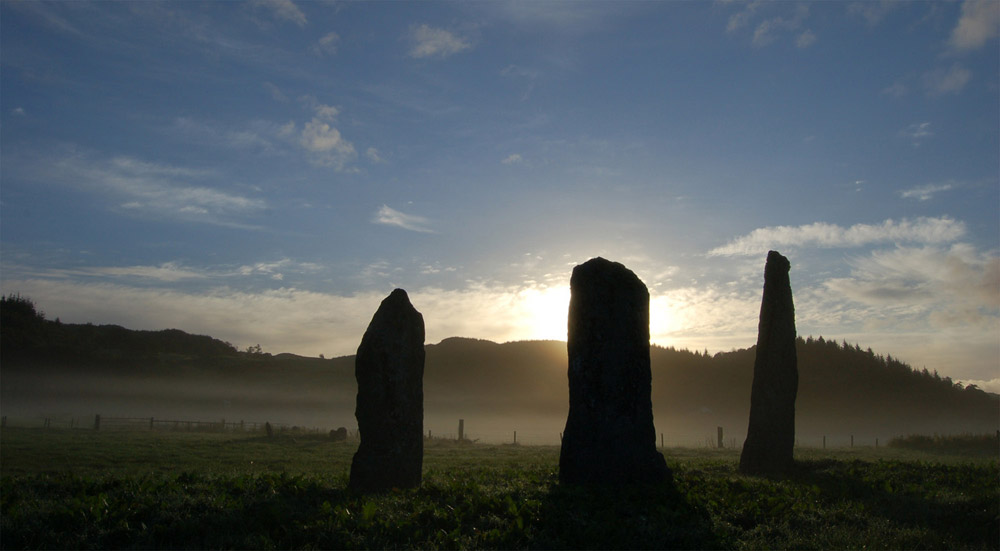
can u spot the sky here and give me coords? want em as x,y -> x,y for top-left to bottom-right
2,1 -> 998,390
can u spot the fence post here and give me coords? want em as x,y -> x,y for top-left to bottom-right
823,435 -> 826,449
850,435 -> 854,448
458,419 -> 464,441
875,437 -> 878,448
661,433 -> 664,448
1,416 -> 5,428
44,418 -> 50,429
94,414 -> 101,431
717,426 -> 724,449
514,430 -> 517,444
150,417 -> 154,430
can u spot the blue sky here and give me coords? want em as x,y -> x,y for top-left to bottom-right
2,1 -> 998,389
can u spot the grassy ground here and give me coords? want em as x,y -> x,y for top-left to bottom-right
1,427 -> 997,549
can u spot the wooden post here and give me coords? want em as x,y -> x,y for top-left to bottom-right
823,435 -> 826,449
94,414 -> 101,431
458,419 -> 464,441
514,430 -> 517,444
661,433 -> 664,448
428,429 -> 432,439
875,438 -> 879,448
850,435 -> 854,448
717,426 -> 724,449
44,418 -> 50,429
240,420 -> 245,431
150,417 -> 154,430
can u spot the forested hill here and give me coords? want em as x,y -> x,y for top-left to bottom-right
1,295 -> 242,367
2,295 -> 997,438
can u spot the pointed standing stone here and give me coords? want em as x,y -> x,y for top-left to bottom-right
349,288 -> 425,492
740,250 -> 798,475
559,257 -> 669,485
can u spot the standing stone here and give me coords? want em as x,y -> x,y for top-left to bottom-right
740,250 -> 798,475
559,257 -> 669,485
349,289 -> 425,492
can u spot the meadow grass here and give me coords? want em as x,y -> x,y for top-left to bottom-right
1,427 -> 997,549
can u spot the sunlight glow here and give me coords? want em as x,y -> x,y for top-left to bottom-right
518,285 -> 571,341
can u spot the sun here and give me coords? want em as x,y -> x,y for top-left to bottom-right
518,285 -> 571,341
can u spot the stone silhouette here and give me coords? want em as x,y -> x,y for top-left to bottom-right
330,427 -> 348,442
559,257 -> 669,485
740,250 -> 798,475
349,288 -> 425,492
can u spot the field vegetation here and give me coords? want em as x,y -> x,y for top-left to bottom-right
2,428 -> 997,550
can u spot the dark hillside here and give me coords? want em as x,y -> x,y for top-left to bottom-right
1,295 -> 996,441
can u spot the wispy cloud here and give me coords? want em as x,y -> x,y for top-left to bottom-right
407,24 -> 471,59
708,217 -> 966,256
727,2 -> 811,48
825,243 -> 999,318
25,152 -> 267,228
847,1 -> 899,26
796,30 -> 817,48
899,183 -> 954,201
899,122 -> 933,146
949,0 -> 1000,52
373,205 -> 435,233
313,31 -> 339,56
501,153 -> 523,165
366,147 -> 385,164
922,64 -> 972,97
250,0 -> 307,27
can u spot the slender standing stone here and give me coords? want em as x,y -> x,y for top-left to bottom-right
349,288 -> 425,492
559,257 -> 669,485
740,250 -> 798,475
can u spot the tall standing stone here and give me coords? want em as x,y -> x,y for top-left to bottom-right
559,257 -> 669,485
740,250 -> 798,475
349,288 -> 425,492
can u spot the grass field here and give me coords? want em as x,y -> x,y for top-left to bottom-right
1,427 -> 997,549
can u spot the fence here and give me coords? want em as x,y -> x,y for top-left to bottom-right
0,414 -> 332,436
0,415 -> 898,450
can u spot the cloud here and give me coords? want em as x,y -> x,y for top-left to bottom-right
12,107 -> 26,116
298,119 -> 356,170
501,153 -> 523,165
171,117 -> 279,152
899,183 -> 954,201
708,217 -> 966,256
24,152 -> 267,227
899,121 -> 933,145
881,81 -> 908,97
825,244 -> 999,320
847,1 -> 898,26
728,3 -> 810,48
313,31 -> 340,55
366,147 -> 384,164
949,0 -> 1000,51
251,0 -> 306,27
263,82 -> 288,102
796,30 -> 817,48
407,24 -> 471,58
922,64 -> 972,97
373,205 -> 435,233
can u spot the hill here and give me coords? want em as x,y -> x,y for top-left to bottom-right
1,295 -> 996,442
